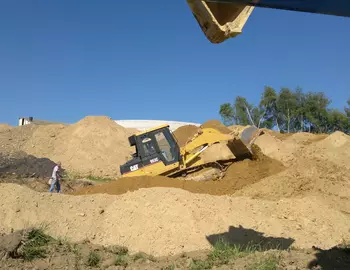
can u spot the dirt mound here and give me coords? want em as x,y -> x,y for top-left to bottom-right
18,116 -> 133,178
73,152 -> 285,196
0,124 -> 39,154
0,152 -> 57,178
254,131 -> 329,167
235,132 -> 350,212
1,183 -> 350,256
172,125 -> 201,147
0,124 -> 12,133
201,120 -> 231,134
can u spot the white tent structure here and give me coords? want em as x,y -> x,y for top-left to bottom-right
114,120 -> 200,132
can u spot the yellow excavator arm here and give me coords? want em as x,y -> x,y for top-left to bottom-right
187,0 -> 350,43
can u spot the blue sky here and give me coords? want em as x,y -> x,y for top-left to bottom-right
0,1 -> 349,126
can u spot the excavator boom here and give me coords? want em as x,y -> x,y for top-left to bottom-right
187,0 -> 350,44
206,0 -> 350,17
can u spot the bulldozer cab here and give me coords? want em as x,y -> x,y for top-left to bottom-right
120,125 -> 181,176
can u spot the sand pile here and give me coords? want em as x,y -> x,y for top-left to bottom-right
254,131 -> 329,167
0,124 -> 12,133
1,183 -> 350,256
0,125 -> 39,154
201,120 -> 231,134
21,116 -> 133,177
172,125 -> 200,147
73,152 -> 285,196
235,132 -> 350,212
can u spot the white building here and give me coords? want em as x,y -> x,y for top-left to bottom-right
115,120 -> 201,132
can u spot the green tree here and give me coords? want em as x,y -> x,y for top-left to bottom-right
233,96 -> 251,125
219,103 -> 235,125
259,86 -> 278,129
345,98 -> 350,118
304,92 -> 331,133
276,88 -> 297,133
327,109 -> 349,133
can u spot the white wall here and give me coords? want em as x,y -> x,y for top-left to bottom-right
115,120 -> 201,132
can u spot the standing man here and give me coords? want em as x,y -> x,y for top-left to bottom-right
49,161 -> 62,193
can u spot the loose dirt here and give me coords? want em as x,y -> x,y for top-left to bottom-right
72,151 -> 284,196
235,131 -> 350,212
0,124 -> 12,133
1,183 -> 350,257
0,116 -> 134,178
3,228 -> 349,270
0,151 -> 56,178
201,120 -> 232,134
172,125 -> 201,147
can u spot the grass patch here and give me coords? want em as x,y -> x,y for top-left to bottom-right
189,259 -> 213,270
107,245 -> 128,255
86,251 -> 101,267
189,238 -> 261,269
248,254 -> 280,270
132,252 -> 157,262
22,228 -> 53,261
115,254 -> 129,267
208,238 -> 260,265
86,175 -> 113,182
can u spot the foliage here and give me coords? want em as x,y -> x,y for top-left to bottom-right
86,251 -> 101,267
189,238 -> 259,269
219,86 -> 350,134
22,228 -> 53,261
248,254 -> 280,270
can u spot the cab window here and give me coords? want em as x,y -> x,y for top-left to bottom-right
154,131 -> 175,162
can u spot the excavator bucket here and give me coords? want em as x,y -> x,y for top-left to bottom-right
186,0 -> 255,43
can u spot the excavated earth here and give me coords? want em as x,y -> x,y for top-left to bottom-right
0,117 -> 350,269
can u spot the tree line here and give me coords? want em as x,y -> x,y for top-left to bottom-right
219,86 -> 350,134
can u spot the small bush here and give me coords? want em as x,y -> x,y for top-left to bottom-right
208,238 -> 259,266
22,228 -> 53,261
86,251 -> 101,267
108,245 -> 128,255
132,252 -> 156,262
189,259 -> 213,270
248,254 -> 280,270
115,255 -> 129,267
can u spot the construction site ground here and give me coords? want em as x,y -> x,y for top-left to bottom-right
0,116 -> 349,269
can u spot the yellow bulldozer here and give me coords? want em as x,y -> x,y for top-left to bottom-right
120,122 -> 263,181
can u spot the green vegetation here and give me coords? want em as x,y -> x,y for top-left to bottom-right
22,228 -> 53,261
86,251 -> 101,267
86,175 -> 113,182
190,238 -> 261,269
248,254 -> 280,270
132,251 -> 157,262
220,86 -> 350,134
115,254 -> 129,267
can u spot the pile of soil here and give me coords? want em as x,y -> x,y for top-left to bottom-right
235,132 -> 350,212
1,183 -> 349,257
0,124 -> 12,133
73,151 -> 285,196
172,125 -> 201,147
0,152 -> 56,178
0,116 -> 134,178
201,120 -> 231,134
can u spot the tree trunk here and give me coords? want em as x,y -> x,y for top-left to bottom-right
287,108 -> 290,133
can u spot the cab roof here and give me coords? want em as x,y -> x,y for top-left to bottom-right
135,124 -> 170,136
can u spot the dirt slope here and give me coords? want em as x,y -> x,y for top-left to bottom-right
1,183 -> 349,257
72,152 -> 284,196
201,120 -> 231,134
172,125 -> 200,147
234,132 -> 350,212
